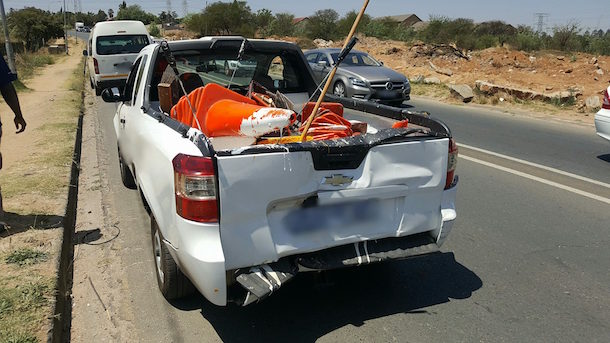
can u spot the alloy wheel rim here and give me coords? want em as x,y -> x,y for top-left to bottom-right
334,83 -> 345,96
153,229 -> 164,283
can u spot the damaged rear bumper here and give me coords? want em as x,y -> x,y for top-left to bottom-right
233,232 -> 440,306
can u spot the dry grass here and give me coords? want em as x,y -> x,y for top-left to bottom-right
411,83 -> 451,98
0,51 -> 84,342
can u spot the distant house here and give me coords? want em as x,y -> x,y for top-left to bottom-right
376,14 -> 423,28
293,17 -> 309,35
292,17 -> 309,26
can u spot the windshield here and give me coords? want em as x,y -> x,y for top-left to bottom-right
96,35 -> 149,55
149,48 -> 310,101
330,52 -> 381,67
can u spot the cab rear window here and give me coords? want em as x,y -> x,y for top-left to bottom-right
96,35 -> 149,55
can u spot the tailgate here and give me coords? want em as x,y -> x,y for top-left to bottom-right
217,139 -> 449,270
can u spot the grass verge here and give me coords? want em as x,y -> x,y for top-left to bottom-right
0,43 -> 84,342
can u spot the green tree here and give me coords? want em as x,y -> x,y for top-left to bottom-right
119,1 -> 127,10
305,9 -> 339,40
8,7 -> 63,51
183,13 -> 207,37
552,23 -> 581,51
94,10 -> 107,23
202,1 -> 254,36
269,13 -> 294,36
116,5 -> 156,25
337,10 -> 371,38
255,9 -> 274,37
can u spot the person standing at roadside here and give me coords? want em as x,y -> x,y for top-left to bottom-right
0,55 -> 26,230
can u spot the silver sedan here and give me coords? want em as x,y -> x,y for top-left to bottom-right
305,48 -> 410,106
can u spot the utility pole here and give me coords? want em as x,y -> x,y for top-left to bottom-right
0,0 -> 16,74
63,0 -> 68,54
205,1 -> 208,36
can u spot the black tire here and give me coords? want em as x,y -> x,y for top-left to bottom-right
151,216 -> 194,300
118,152 -> 137,189
333,81 -> 346,97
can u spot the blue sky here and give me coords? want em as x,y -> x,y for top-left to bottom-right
6,0 -> 610,30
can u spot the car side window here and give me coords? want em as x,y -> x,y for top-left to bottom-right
306,53 -> 318,63
318,54 -> 330,66
133,55 -> 148,104
123,57 -> 142,106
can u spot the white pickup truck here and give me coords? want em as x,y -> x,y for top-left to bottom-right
101,37 -> 459,306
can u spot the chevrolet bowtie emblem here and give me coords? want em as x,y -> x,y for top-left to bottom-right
323,174 -> 354,186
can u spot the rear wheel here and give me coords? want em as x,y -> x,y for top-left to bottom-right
118,152 -> 136,189
333,81 -> 346,97
151,216 -> 194,300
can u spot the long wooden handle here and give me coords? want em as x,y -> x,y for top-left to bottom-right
300,0 -> 370,142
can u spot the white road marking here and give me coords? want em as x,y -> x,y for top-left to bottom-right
458,143 -> 610,190
461,155 -> 610,205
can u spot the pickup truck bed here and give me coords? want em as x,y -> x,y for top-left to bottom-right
106,37 -> 458,307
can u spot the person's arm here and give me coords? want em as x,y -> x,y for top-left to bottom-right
0,83 -> 26,133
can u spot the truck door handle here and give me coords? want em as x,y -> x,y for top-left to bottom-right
120,119 -> 126,124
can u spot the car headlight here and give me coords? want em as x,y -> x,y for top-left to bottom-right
350,78 -> 367,87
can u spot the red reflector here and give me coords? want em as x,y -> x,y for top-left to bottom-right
602,89 -> 610,110
445,138 -> 458,190
175,196 -> 218,223
93,58 -> 99,74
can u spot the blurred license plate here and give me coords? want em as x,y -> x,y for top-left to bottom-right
284,199 -> 380,235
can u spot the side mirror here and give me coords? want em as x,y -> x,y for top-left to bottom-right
101,87 -> 127,103
82,50 -> 88,56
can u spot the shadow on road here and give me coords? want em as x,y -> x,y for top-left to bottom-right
175,252 -> 481,342
597,154 -> 610,163
0,211 -> 63,237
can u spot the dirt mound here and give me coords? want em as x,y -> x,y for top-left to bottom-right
345,36 -> 610,108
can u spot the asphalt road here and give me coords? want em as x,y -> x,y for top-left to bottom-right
88,91 -> 610,342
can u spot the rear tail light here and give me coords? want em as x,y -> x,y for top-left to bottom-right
445,138 -> 458,190
603,89 -> 610,110
172,154 -> 218,223
93,58 -> 99,74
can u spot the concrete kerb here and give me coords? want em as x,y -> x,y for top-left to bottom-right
48,85 -> 85,343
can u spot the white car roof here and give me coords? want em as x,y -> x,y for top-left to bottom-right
92,20 -> 148,36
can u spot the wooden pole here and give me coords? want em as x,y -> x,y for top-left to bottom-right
300,0 -> 370,142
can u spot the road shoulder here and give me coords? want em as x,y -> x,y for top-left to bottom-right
70,85 -> 136,342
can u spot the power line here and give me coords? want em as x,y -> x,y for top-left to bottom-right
533,12 -> 549,33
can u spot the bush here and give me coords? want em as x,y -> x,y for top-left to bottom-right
149,24 -> 160,37
474,35 -> 499,50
